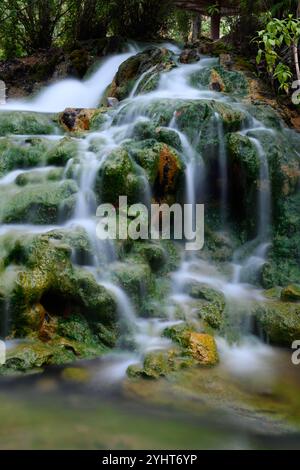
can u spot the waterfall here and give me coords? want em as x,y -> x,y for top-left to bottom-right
249,137 -> 271,242
1,50 -> 139,112
215,112 -> 228,225
0,45 -> 275,377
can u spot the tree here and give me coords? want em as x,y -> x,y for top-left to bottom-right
109,0 -> 173,39
63,0 -> 111,43
0,0 -> 67,54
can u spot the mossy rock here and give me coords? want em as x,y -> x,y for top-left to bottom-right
0,180 -> 77,224
124,140 -> 184,201
107,47 -> 175,100
163,324 -> 219,366
0,232 -> 117,340
96,147 -> 145,205
0,336 -> 108,374
281,285 -> 300,302
190,64 -> 248,98
0,137 -> 78,178
131,121 -> 182,151
15,168 -> 64,186
130,242 -> 167,272
127,348 -> 196,380
110,260 -> 153,305
163,323 -> 192,348
0,111 -> 58,136
253,294 -> 300,346
59,108 -> 107,133
46,137 -> 79,166
0,138 -> 49,177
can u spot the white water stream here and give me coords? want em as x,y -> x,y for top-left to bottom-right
0,44 -> 278,381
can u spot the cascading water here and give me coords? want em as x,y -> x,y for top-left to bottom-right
2,49 -> 138,112
215,112 -> 228,225
0,44 -> 277,381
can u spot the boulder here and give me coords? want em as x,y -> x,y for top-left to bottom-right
253,290 -> 300,346
179,49 -> 200,64
0,111 -> 58,136
163,323 -> 219,366
106,47 -> 175,100
131,121 -> 182,152
0,137 -> 78,178
0,180 -> 77,224
0,231 -> 117,340
125,140 -> 184,202
187,283 -> 225,330
281,285 -> 300,302
190,65 -> 248,98
127,348 -> 196,379
210,68 -> 225,92
188,332 -> 219,365
96,147 -> 145,205
59,107 -> 103,132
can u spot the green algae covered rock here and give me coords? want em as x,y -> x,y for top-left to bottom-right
0,180 -> 77,224
190,64 -> 248,98
187,283 -> 226,330
15,167 -> 64,186
0,137 -> 78,178
281,285 -> 300,302
125,139 -> 184,200
127,349 -> 196,380
110,260 -> 154,305
253,289 -> 300,346
163,323 -> 219,366
130,242 -> 167,272
0,336 -> 108,374
131,121 -> 182,151
96,147 -> 144,205
0,231 -> 117,344
0,138 -> 49,176
97,141 -> 184,205
107,47 -> 175,100
0,111 -> 58,136
46,137 -> 79,166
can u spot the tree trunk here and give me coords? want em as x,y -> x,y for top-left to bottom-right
294,1 -> 300,82
292,42 -> 300,82
211,13 -> 221,40
191,14 -> 202,42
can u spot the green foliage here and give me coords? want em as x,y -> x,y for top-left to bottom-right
256,14 -> 300,91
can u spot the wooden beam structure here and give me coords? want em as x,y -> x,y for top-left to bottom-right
174,0 -> 240,15
174,1 -> 240,39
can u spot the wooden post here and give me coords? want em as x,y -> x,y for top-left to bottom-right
191,13 -> 202,41
211,12 -> 221,40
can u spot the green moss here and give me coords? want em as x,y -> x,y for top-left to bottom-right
107,47 -> 175,100
46,138 -> 78,166
253,295 -> 300,346
130,242 -> 167,272
110,260 -> 154,306
0,232 -> 117,341
281,284 -> 300,302
131,121 -> 182,151
97,147 -> 144,205
190,65 -> 248,98
163,323 -> 192,348
0,180 -> 77,224
0,138 -> 49,176
15,168 -> 63,186
89,108 -> 109,131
